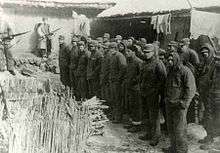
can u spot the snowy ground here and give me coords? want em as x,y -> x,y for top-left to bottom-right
86,122 -> 214,153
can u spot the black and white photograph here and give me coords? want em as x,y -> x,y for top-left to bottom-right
0,0 -> 220,152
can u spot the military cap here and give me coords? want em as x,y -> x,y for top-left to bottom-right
180,38 -> 190,45
89,40 -> 98,47
142,44 -> 155,52
96,37 -> 103,42
109,42 -> 118,49
153,41 -> 160,46
78,41 -> 85,46
128,37 -> 135,41
168,41 -> 178,47
103,33 -> 110,39
140,38 -> 147,44
158,49 -> 166,55
115,35 -> 123,40
58,35 -> 65,40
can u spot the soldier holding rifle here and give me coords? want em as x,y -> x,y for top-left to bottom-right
37,17 -> 59,58
0,7 -> 15,75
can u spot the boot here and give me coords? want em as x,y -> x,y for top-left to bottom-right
127,125 -> 142,133
149,136 -> 160,146
139,133 -> 152,141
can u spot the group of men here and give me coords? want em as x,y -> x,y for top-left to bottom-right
58,32 -> 216,153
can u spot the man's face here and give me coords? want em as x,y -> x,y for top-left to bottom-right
127,39 -> 133,47
103,37 -> 108,43
90,46 -> 96,51
159,55 -> 165,61
58,39 -> 64,45
43,18 -> 48,24
72,41 -> 77,46
116,39 -> 122,44
143,50 -> 154,59
125,49 -> 133,58
167,56 -> 174,67
181,45 -> 187,52
118,44 -> 125,51
79,45 -> 85,52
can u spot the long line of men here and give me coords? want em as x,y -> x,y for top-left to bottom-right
58,33 -> 216,153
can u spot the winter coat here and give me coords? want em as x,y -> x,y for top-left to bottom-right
109,49 -> 127,83
165,52 -> 196,109
126,54 -> 143,90
87,49 -> 103,80
75,50 -> 90,78
140,57 -> 167,96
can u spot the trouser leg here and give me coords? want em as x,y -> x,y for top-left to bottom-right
148,94 -> 161,139
174,108 -> 188,153
166,104 -> 176,152
128,89 -> 142,122
5,47 -> 14,71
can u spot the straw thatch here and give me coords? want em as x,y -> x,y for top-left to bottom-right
1,0 -> 117,9
98,0 -> 220,17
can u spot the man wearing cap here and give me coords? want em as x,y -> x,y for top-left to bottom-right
197,43 -> 216,150
158,49 -> 166,64
0,7 -> 16,75
109,42 -> 127,123
139,44 -> 167,146
139,38 -> 147,49
100,42 -> 111,104
178,38 -> 200,75
127,37 -> 143,60
69,36 -> 80,94
58,35 -> 70,87
75,41 -> 90,100
124,47 -> 143,133
115,35 -> 123,44
103,33 -> 110,45
178,38 -> 200,124
164,52 -> 196,153
87,40 -> 103,98
37,17 -> 52,58
166,41 -> 178,56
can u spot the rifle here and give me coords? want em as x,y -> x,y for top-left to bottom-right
39,28 -> 61,41
1,30 -> 31,41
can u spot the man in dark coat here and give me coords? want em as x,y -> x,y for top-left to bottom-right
127,37 -> 143,59
197,43 -> 216,150
164,52 -> 196,153
58,35 -> 70,87
178,38 -> 200,123
87,40 -> 103,98
69,36 -> 79,94
124,47 -> 143,132
100,42 -> 111,104
139,44 -> 167,146
178,38 -> 200,75
109,42 -> 127,123
75,41 -> 90,100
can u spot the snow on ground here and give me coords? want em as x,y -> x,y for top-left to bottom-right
86,122 -> 210,153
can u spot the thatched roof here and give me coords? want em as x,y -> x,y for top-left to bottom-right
1,0 -> 117,9
98,0 -> 220,17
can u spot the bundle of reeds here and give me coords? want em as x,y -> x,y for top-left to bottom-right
83,97 -> 109,136
0,76 -> 109,153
